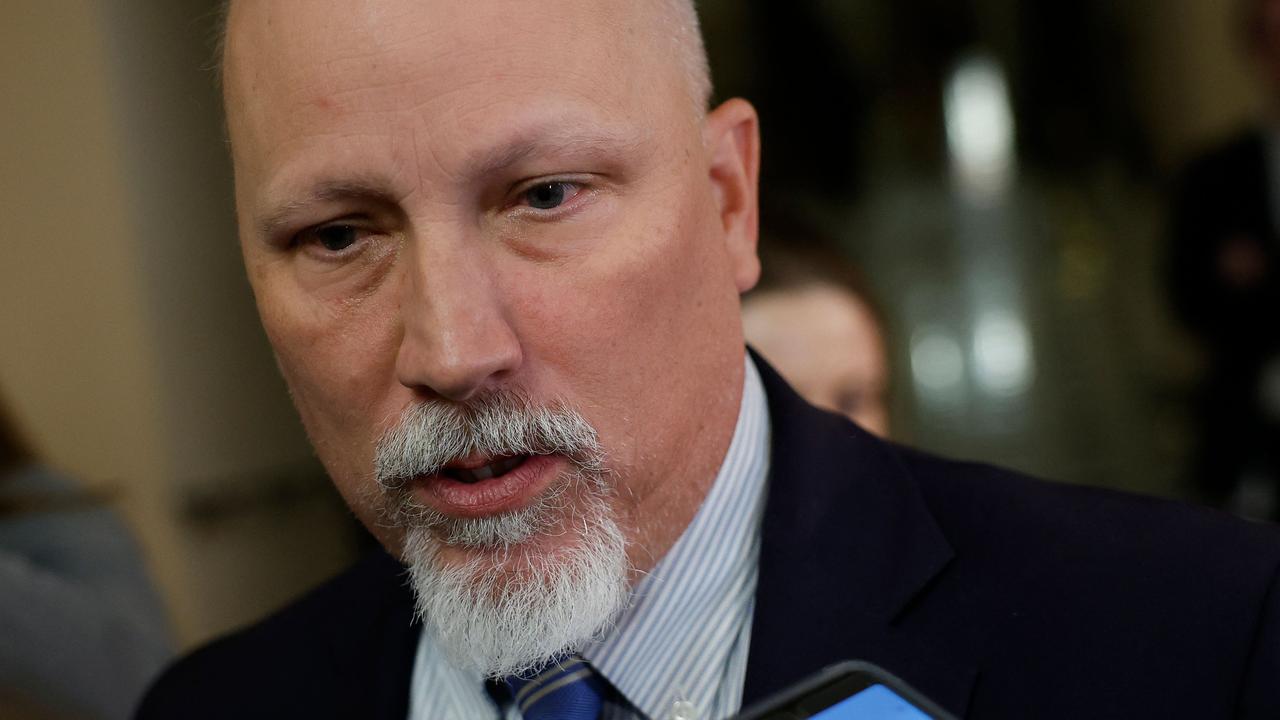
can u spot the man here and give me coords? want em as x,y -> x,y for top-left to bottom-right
140,1 -> 1280,718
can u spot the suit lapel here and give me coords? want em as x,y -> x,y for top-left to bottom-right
368,574 -> 421,720
328,550 -> 422,720
743,353 -> 976,717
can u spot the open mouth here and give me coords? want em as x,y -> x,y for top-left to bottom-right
440,454 -> 530,484
413,453 -> 561,517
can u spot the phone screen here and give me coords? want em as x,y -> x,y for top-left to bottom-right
731,661 -> 955,720
808,683 -> 933,719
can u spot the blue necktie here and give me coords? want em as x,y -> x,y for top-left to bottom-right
503,655 -> 606,720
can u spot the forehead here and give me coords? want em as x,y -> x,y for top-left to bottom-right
228,0 -> 651,98
223,0 -> 686,188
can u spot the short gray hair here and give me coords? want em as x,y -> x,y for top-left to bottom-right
659,0 -> 715,113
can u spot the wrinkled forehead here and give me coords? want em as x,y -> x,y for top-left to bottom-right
222,0 -> 692,177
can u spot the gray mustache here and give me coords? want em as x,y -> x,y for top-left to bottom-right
373,392 -> 605,489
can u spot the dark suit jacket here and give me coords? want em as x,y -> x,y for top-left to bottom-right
138,357 -> 1280,718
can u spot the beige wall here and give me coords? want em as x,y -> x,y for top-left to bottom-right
1,0 -> 355,647
1,0 -> 183,615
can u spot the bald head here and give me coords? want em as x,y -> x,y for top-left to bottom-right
215,0 -> 762,584
218,0 -> 712,116
215,0 -> 763,675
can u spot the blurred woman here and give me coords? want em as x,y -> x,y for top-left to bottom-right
742,230 -> 892,438
0,398 -> 171,719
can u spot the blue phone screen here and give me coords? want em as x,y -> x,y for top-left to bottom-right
809,683 -> 932,719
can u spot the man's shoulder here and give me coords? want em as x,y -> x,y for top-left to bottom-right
881,446 -> 1280,715
756,359 -> 1280,715
760,354 -> 1280,583
897,444 -> 1280,570
136,550 -> 418,719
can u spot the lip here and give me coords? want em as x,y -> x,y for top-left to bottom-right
412,454 -> 564,518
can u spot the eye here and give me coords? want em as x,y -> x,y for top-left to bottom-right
314,224 -> 359,252
294,223 -> 364,255
521,181 -> 578,211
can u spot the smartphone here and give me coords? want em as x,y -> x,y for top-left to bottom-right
731,661 -> 958,720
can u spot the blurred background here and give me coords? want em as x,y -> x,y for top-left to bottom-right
1,0 -> 1276,678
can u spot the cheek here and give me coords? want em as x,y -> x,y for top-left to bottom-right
522,197 -> 727,375
255,275 -> 402,482
623,200 -> 740,354
511,183 -> 743,472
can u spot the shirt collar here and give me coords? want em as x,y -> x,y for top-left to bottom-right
584,353 -> 772,718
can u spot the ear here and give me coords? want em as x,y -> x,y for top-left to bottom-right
704,98 -> 761,294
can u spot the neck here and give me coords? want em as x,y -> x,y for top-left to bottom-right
619,355 -> 747,580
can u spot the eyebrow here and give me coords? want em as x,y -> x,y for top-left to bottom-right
465,125 -> 644,179
256,178 -> 397,236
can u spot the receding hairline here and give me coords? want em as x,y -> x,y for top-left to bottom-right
213,0 -> 713,113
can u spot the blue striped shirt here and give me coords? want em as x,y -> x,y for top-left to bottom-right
408,354 -> 771,720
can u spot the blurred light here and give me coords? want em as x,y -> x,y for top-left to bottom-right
972,309 -> 1033,397
910,327 -> 965,396
944,53 -> 1016,200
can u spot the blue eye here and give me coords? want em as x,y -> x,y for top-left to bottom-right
524,182 -> 570,210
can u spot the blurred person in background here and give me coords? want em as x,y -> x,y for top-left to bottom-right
0,396 -> 171,720
741,224 -> 890,437
1168,0 -> 1280,520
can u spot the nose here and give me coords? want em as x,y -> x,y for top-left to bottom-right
394,239 -> 523,402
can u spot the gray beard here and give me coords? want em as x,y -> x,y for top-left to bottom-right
402,484 -> 629,677
372,392 -> 631,677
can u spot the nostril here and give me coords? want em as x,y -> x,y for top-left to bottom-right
395,331 -> 524,401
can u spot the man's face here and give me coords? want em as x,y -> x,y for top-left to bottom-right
222,0 -> 759,585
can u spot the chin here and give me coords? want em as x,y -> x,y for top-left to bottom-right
429,524 -> 589,574
401,491 -> 632,678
